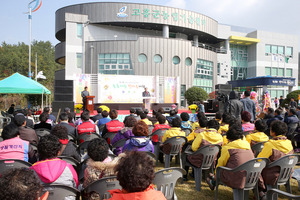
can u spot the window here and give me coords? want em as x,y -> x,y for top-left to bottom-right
265,44 -> 271,55
194,59 -> 213,93
98,53 -> 133,75
278,46 -> 284,55
265,67 -> 271,76
217,63 -> 220,76
76,53 -> 82,68
154,54 -> 162,63
272,68 -> 278,76
138,54 -> 147,63
286,69 -> 292,77
286,47 -> 293,56
185,57 -> 192,66
271,45 -> 278,54
278,68 -> 284,77
77,24 -> 82,38
172,56 -> 180,65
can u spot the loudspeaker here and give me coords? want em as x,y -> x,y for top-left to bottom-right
215,84 -> 232,96
162,107 -> 172,113
54,80 -> 73,101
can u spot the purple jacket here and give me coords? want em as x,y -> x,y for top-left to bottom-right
111,127 -> 134,155
122,136 -> 154,153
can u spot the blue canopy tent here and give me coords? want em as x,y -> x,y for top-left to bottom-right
0,72 -> 51,109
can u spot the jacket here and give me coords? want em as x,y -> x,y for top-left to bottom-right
59,121 -> 76,138
191,129 -> 223,152
224,91 -> 244,121
162,127 -> 185,143
77,121 -> 97,135
30,158 -> 78,188
191,122 -> 200,131
218,124 -> 229,135
18,126 -> 39,145
152,124 -> 170,133
108,185 -> 166,200
98,117 -> 111,126
123,114 -> 135,123
83,156 -> 118,188
141,118 -> 153,126
92,114 -> 103,122
242,123 -> 255,132
186,127 -> 206,142
258,136 -> 293,187
267,115 -> 284,127
0,137 -> 36,163
246,131 -> 269,146
61,141 -> 81,162
181,121 -> 192,129
34,122 -> 52,130
240,97 -> 256,121
102,120 -> 124,136
122,137 -> 154,153
216,139 -> 254,189
111,127 -> 134,155
284,115 -> 299,125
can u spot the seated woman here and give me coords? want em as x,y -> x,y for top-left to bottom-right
102,110 -> 124,138
246,119 -> 269,146
257,120 -> 293,199
180,112 -> 192,130
206,124 -> 254,190
83,138 -> 118,188
0,123 -> 37,163
152,114 -> 170,133
0,168 -> 48,200
218,113 -> 234,146
108,151 -> 166,200
241,111 -> 255,132
111,116 -> 137,155
34,112 -> 52,130
30,135 -> 78,191
186,115 -> 207,143
162,118 -> 186,143
122,121 -> 154,153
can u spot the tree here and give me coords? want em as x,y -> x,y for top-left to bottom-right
184,87 -> 208,105
281,90 -> 300,107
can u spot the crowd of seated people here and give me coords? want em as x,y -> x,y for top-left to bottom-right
1,104 -> 300,200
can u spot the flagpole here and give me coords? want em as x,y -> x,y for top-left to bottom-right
35,53 -> 37,81
28,6 -> 32,78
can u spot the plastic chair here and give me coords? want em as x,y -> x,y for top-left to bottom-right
150,128 -> 169,165
42,184 -> 80,200
292,169 -> 300,191
111,138 -> 127,152
0,159 -> 32,175
287,123 -> 298,140
82,176 -> 121,200
182,128 -> 192,137
68,134 -> 76,142
264,154 -> 299,200
153,167 -> 186,200
77,132 -> 100,144
98,124 -> 106,134
182,145 -> 221,191
160,136 -> 187,168
267,188 -> 300,199
35,128 -> 51,138
145,151 -> 156,160
77,141 -> 90,157
103,132 -> 117,144
58,156 -> 80,169
215,158 -> 269,200
251,142 -> 266,157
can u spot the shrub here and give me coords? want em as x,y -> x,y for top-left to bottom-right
184,87 -> 208,105
281,90 -> 300,107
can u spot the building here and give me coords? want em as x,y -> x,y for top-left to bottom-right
55,2 -> 298,107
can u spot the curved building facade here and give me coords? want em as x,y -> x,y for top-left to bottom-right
55,2 -> 298,107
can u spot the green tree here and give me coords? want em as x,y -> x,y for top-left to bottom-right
281,90 -> 300,107
184,87 -> 208,105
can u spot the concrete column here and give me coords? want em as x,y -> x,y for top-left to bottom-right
162,25 -> 169,38
193,35 -> 199,47
225,39 -> 230,51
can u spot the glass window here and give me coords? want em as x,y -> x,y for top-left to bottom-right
286,69 -> 292,77
77,24 -> 82,38
265,67 -> 271,76
185,57 -> 192,66
272,68 -> 278,76
286,47 -> 293,56
278,46 -> 284,55
111,65 -> 117,70
271,45 -> 278,54
105,65 -> 110,70
76,53 -> 82,68
278,68 -> 284,77
154,54 -> 162,63
265,45 -> 271,55
138,54 -> 147,63
172,56 -> 180,65
118,65 -> 123,69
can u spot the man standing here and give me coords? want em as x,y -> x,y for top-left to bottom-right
240,90 -> 256,122
224,91 -> 244,121
290,97 -> 297,108
81,86 -> 90,111
279,96 -> 284,106
142,87 -> 151,109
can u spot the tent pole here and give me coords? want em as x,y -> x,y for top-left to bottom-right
42,91 -> 43,110
46,95 -> 48,107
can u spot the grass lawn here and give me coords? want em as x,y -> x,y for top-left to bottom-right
155,158 -> 300,200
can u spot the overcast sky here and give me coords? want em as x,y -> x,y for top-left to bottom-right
1,0 -> 300,48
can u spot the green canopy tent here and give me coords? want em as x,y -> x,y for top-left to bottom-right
0,72 -> 51,109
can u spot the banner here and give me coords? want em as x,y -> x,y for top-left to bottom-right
98,75 -> 156,103
74,74 -> 91,103
164,77 -> 177,103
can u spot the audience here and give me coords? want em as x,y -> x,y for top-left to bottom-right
102,110 -> 124,137
241,111 -> 254,132
123,108 -> 136,124
92,108 -> 103,123
191,112 -> 206,131
68,112 -> 76,127
180,112 -> 192,129
108,151 -> 166,200
0,168 -> 48,200
97,110 -> 111,127
266,109 -> 284,128
58,113 -> 76,139
245,120 -> 269,146
257,120 -> 293,199
43,107 -> 56,123
162,118 -> 185,143
186,114 -> 207,142
0,123 -> 36,163
30,134 -> 78,189
166,109 -> 178,125
152,114 -> 170,133
215,111 -> 222,123
34,112 -> 52,130
133,109 -> 143,122
76,111 -> 99,137
140,112 -> 153,126
122,121 -> 154,153
51,125 -> 81,162
111,116 -> 137,155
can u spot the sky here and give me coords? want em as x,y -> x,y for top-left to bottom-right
1,0 -> 300,48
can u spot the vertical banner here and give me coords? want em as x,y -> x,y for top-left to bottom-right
164,77 -> 177,103
74,74 -> 91,103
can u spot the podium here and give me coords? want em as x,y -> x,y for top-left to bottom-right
86,96 -> 95,113
143,97 -> 156,111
